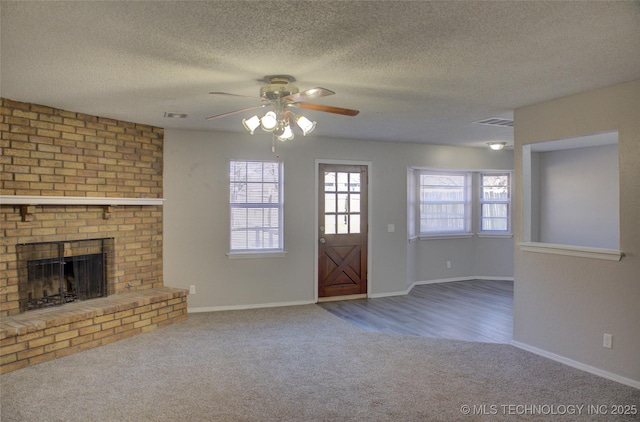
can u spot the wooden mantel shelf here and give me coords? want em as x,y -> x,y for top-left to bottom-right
0,195 -> 165,206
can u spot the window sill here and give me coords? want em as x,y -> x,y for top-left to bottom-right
418,233 -> 474,240
227,251 -> 287,259
477,233 -> 513,239
518,242 -> 623,262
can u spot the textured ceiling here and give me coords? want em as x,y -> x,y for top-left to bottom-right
2,1 -> 639,148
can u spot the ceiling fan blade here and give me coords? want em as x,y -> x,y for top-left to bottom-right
282,87 -> 335,102
209,91 -> 262,100
290,102 -> 359,116
206,104 -> 267,120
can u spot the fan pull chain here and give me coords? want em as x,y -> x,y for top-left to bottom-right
271,134 -> 280,158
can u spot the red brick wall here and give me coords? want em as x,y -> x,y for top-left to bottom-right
0,99 -> 164,316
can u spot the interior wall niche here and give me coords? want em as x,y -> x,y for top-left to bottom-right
521,131 -> 622,260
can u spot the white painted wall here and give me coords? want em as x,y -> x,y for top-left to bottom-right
413,236 -> 514,283
475,236 -> 515,277
537,144 -> 619,249
513,79 -> 640,384
163,130 -> 513,310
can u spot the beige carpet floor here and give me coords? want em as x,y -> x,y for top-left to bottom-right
1,305 -> 638,421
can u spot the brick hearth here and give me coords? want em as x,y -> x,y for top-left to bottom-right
0,287 -> 187,374
1,98 -> 187,373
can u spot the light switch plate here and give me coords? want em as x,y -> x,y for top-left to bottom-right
603,333 -> 612,349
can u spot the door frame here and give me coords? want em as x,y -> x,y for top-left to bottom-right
314,159 -> 372,302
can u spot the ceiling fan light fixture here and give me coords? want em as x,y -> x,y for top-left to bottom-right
208,76 -> 359,146
242,115 -> 261,134
277,123 -> 294,141
295,114 -> 316,136
260,111 -> 278,132
488,141 -> 506,151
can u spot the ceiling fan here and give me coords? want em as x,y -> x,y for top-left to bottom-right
206,75 -> 359,141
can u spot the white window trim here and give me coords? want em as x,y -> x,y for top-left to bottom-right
417,170 -> 472,236
226,251 -> 287,259
476,233 -> 513,239
408,168 -> 513,241
419,233 -> 474,240
478,171 -> 512,234
229,160 -> 284,254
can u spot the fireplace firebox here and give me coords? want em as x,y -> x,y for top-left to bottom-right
17,238 -> 113,313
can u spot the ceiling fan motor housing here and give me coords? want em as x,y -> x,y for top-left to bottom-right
260,75 -> 299,101
260,83 -> 299,101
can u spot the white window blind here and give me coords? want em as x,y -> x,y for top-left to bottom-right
480,173 -> 511,232
229,160 -> 283,252
419,171 -> 471,234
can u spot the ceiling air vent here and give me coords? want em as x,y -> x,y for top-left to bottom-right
473,118 -> 514,127
164,112 -> 188,119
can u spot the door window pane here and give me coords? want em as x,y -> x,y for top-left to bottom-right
324,172 -> 336,192
337,194 -> 349,213
337,214 -> 349,233
350,215 -> 361,233
337,172 -> 349,191
325,215 -> 336,235
350,194 -> 360,213
350,173 -> 360,192
325,194 -> 336,213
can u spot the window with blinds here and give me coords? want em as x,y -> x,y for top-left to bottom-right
480,173 -> 511,232
419,171 -> 471,234
229,160 -> 283,252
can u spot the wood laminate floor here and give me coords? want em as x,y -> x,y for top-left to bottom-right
318,279 -> 513,344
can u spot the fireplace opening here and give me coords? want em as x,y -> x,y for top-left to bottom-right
17,238 -> 113,313
26,253 -> 105,310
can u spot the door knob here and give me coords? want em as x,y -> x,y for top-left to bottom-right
319,238 -> 326,244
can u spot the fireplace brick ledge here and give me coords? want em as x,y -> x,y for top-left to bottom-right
0,287 -> 188,373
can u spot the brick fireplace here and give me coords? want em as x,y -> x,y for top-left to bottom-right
1,99 -> 187,373
17,238 -> 113,312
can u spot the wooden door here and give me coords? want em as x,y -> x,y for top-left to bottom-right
318,164 -> 368,298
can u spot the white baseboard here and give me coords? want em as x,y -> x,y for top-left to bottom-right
413,276 -> 514,288
512,340 -> 640,390
368,290 -> 409,298
188,299 -> 315,313
413,276 -> 477,286
468,276 -> 515,281
368,276 -> 514,299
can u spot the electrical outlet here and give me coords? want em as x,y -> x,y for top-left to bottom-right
189,285 -> 196,295
603,333 -> 612,349
446,260 -> 452,269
